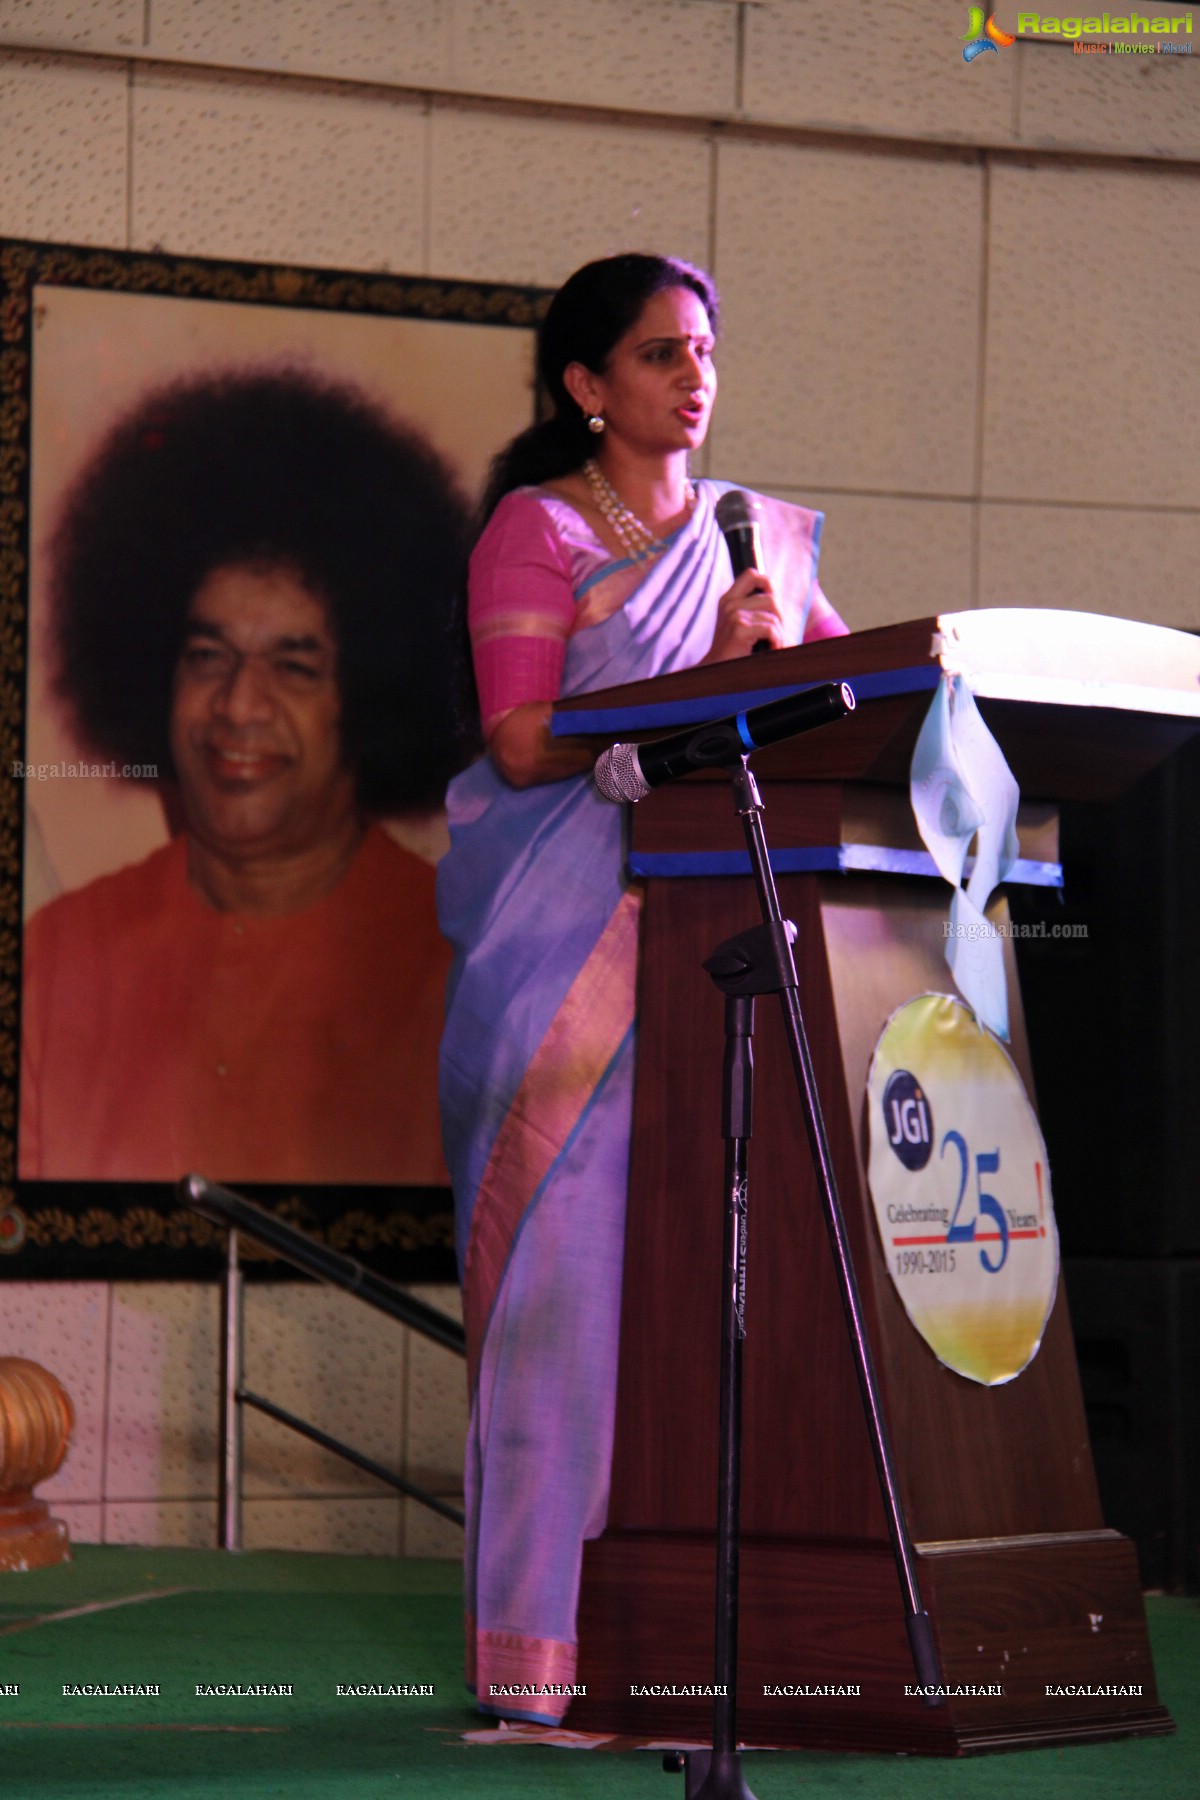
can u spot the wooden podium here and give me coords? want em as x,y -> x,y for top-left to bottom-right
553,611 -> 1199,1754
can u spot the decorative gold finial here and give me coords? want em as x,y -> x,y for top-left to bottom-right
0,1357 -> 75,1572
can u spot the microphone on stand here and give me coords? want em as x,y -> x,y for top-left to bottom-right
593,680 -> 854,805
715,488 -> 771,655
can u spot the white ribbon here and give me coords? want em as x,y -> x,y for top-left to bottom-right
910,674 -> 1020,1040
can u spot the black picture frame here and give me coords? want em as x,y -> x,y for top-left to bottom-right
0,239 -> 547,1281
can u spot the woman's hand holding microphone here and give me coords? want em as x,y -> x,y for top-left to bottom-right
700,567 -> 786,664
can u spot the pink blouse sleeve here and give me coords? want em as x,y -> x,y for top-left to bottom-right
468,492 -> 577,736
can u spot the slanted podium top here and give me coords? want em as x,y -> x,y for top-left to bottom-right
554,610 -> 1200,803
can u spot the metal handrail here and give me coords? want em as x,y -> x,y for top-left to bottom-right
180,1175 -> 465,1547
238,1389 -> 465,1525
183,1175 -> 466,1354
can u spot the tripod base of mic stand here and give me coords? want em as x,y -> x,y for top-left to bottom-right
662,1749 -> 758,1799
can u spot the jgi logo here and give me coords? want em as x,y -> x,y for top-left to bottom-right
883,1070 -> 933,1171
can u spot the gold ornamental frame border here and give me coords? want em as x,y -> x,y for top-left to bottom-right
0,238 -> 549,1275
11,1197 -> 454,1261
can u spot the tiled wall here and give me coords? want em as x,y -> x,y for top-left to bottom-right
1,3 -> 1194,626
0,1280 -> 466,1557
0,2 -> 1195,1554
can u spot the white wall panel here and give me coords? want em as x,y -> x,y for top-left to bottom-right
402,1284 -> 465,1493
0,0 -> 142,54
983,163 -> 1200,509
105,1498 -> 217,1547
105,1283 -> 218,1503
743,0 -> 1016,144
449,0 -> 735,114
770,489 -> 976,629
403,1493 -> 463,1559
0,52 -> 127,244
150,0 -> 451,91
1017,40 -> 1200,161
979,502 -> 1200,627
242,1494 -> 401,1555
132,67 -> 427,271
150,0 -> 736,113
712,141 -> 983,495
242,1286 -> 406,1498
52,1500 -> 103,1543
429,105 -> 710,286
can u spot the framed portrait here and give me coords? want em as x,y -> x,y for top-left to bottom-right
0,239 -> 546,1280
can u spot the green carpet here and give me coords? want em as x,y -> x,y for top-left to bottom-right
0,1549 -> 1194,1798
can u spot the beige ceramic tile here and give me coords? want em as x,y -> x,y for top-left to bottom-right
982,162 -> 1200,510
0,1281 -> 109,1502
429,104 -> 710,287
242,1495 -> 401,1556
1017,36 -> 1200,160
402,1493 -> 464,1560
766,489 -> 976,630
398,1284 -> 463,1558
242,1285 -> 406,1498
979,502 -> 1200,629
711,141 -> 984,496
0,51 -> 128,245
402,1284 -> 466,1491
150,0 -> 451,88
449,0 -> 736,114
0,0 -> 142,53
51,1499 -> 103,1544
105,1282 -> 219,1502
131,66 -> 426,271
105,1497 -> 218,1548
743,0 -> 1017,144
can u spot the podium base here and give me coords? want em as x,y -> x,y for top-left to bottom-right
571,1527 -> 1172,1754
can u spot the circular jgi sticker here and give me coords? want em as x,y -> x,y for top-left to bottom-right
866,993 -> 1059,1386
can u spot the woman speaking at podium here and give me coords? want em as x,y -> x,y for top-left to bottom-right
438,253 -> 847,1721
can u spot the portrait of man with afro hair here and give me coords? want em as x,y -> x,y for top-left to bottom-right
20,362 -> 474,1187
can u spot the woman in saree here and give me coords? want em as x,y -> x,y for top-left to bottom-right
438,253 -> 848,1722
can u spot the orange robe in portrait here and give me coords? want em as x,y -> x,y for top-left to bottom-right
19,825 -> 449,1186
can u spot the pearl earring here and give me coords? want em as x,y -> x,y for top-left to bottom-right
586,413 -> 605,435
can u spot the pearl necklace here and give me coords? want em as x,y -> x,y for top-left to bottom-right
582,459 -> 696,564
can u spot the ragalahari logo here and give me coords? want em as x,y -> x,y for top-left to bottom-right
962,7 -> 1017,57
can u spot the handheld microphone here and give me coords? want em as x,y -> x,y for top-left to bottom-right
715,488 -> 763,579
715,488 -> 771,656
593,680 -> 854,804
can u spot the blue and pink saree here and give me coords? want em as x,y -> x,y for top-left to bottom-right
437,480 -> 828,1722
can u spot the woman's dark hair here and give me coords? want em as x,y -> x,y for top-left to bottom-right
479,252 -> 720,522
49,366 -> 470,813
453,255 -> 720,748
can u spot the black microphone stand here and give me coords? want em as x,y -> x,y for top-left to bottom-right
664,757 -> 942,1800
